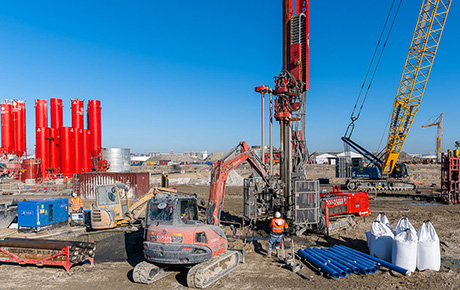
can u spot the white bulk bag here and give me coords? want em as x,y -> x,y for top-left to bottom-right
417,221 -> 440,271
392,228 -> 418,272
369,218 -> 394,262
393,216 -> 416,236
367,214 -> 391,248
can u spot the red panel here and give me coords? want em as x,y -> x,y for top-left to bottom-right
48,128 -> 60,175
1,102 -> 14,154
73,128 -> 83,174
50,98 -> 63,129
36,127 -> 49,179
35,99 -> 48,128
87,100 -> 102,157
82,129 -> 92,173
71,98 -> 84,129
289,43 -> 302,82
59,127 -> 74,178
13,100 -> 26,158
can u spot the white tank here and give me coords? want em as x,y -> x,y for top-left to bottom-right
102,148 -> 131,173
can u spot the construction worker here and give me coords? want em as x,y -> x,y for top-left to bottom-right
267,211 -> 288,257
70,192 -> 83,213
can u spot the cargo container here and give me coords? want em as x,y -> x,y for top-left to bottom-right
18,198 -> 69,232
73,172 -> 150,199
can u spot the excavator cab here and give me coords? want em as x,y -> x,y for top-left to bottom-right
91,183 -> 130,229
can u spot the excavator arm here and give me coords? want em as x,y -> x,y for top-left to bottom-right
205,141 -> 271,225
382,0 -> 451,174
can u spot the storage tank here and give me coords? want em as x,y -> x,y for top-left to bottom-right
1,102 -> 14,154
82,129 -> 92,172
73,128 -> 83,174
50,98 -> 63,129
59,127 -> 74,178
87,100 -> 102,157
34,99 -> 48,128
48,128 -> 59,174
35,127 -> 49,179
102,148 -> 131,173
12,100 -> 26,158
71,98 -> 84,129
21,158 -> 41,182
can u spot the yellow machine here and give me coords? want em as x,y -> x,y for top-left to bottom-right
90,184 -> 178,230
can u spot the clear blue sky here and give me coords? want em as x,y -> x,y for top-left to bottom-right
0,1 -> 459,155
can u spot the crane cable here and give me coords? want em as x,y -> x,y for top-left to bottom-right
344,0 -> 403,139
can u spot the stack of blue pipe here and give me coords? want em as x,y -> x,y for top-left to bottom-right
297,245 -> 411,279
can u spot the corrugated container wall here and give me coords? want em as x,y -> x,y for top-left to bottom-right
73,172 -> 150,199
102,148 -> 131,173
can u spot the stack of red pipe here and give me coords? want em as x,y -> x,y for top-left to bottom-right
1,100 -> 26,158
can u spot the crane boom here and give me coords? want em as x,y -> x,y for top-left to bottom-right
382,0 -> 451,174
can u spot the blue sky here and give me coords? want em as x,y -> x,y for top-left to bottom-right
0,1 -> 459,155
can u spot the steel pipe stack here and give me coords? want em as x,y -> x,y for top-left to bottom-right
298,245 -> 411,279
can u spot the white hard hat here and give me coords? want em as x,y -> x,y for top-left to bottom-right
275,211 -> 281,218
72,192 -> 77,197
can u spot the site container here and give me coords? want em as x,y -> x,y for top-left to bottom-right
73,172 -> 150,199
18,198 -> 69,232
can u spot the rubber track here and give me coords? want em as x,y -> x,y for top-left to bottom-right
187,250 -> 242,288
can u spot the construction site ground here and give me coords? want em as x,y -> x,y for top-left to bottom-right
0,164 -> 459,289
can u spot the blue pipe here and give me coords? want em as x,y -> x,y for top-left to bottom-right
297,249 -> 340,279
331,246 -> 382,274
307,248 -> 351,276
304,248 -> 347,278
335,245 -> 411,276
330,246 -> 378,268
328,247 -> 377,274
309,248 -> 352,276
317,248 -> 360,274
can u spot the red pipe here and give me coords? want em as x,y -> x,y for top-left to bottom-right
35,127 -> 49,179
71,98 -> 84,129
48,128 -> 59,175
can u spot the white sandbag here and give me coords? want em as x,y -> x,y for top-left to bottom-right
393,216 -> 416,236
369,218 -> 394,262
417,221 -> 440,271
392,228 -> 418,272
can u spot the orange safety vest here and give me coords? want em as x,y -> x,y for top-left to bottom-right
71,196 -> 83,212
270,217 -> 288,234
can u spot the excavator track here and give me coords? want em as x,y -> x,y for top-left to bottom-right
346,179 -> 416,192
187,249 -> 244,289
132,261 -> 174,284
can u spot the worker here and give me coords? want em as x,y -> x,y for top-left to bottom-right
70,192 -> 83,213
267,211 -> 288,257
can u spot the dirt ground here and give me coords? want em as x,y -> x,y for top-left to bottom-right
0,164 -> 459,290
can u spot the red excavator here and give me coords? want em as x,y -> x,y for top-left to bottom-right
133,141 -> 271,288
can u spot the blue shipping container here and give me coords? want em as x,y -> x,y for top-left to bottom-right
18,198 -> 69,232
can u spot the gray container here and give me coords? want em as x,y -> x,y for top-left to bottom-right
102,148 -> 131,173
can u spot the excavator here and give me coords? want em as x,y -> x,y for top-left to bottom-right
132,141 -> 272,288
343,0 -> 452,191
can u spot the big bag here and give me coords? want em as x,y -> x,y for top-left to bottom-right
392,228 -> 418,272
369,215 -> 394,262
417,221 -> 440,271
